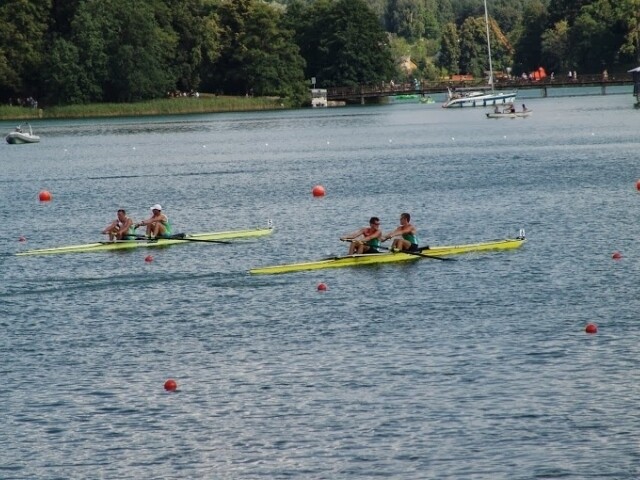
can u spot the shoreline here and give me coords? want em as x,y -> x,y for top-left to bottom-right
0,95 -> 290,121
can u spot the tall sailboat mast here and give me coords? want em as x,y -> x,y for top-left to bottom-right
484,0 -> 494,92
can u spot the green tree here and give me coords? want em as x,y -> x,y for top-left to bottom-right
541,20 -> 570,74
438,22 -> 460,73
42,38 -> 98,104
204,0 -> 306,103
237,2 -> 307,102
513,0 -> 548,73
69,0 -> 177,103
0,0 -> 51,98
386,0 -> 427,41
571,0 -> 625,72
616,0 -> 640,64
289,0 -> 394,87
459,15 -> 512,78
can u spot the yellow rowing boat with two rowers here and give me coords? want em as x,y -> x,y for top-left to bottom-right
250,232 -> 526,275
16,226 -> 273,256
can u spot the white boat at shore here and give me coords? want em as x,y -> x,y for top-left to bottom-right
6,123 -> 40,144
442,0 -> 516,109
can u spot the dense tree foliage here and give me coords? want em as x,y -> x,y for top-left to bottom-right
285,0 -> 394,87
1,0 -> 640,107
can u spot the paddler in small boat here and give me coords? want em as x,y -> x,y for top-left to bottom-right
102,208 -> 136,241
382,212 -> 419,252
340,217 -> 382,254
135,204 -> 172,239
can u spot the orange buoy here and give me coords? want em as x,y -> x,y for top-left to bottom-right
612,251 -> 622,260
38,190 -> 52,202
317,282 -> 328,291
312,185 -> 326,197
585,323 -> 598,334
164,379 -> 178,391
144,255 -> 154,263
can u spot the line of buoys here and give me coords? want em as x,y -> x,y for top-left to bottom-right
38,190 -> 52,202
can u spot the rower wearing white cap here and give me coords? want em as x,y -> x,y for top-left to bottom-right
135,204 -> 172,238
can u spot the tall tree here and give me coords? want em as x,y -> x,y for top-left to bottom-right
386,0 -> 427,41
541,20 -> 570,74
289,0 -> 394,87
513,0 -> 548,73
438,22 -> 460,73
0,0 -> 51,99
459,15 -> 512,78
42,0 -> 178,104
571,0 -> 625,72
616,0 -> 640,64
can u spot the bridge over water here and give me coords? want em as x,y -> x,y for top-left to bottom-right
325,74 -> 634,104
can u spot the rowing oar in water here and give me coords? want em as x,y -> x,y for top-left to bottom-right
128,233 -> 232,244
377,245 -> 455,261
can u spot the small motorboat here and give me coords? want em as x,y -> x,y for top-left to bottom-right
486,105 -> 532,119
6,123 -> 40,144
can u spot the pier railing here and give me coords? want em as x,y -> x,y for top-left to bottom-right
326,74 -> 633,103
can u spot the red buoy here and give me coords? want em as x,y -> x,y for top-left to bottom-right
317,282 -> 327,291
18,236 -> 26,242
145,255 -> 154,263
38,190 -> 52,202
312,185 -> 326,197
612,251 -> 622,260
636,179 -> 640,191
164,379 -> 178,391
585,323 -> 598,334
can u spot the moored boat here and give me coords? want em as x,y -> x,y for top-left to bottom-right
16,226 -> 273,256
250,234 -> 526,275
443,87 -> 516,108
442,0 -> 516,109
6,123 -> 40,144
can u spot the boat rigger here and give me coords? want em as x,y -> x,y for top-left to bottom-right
16,226 -> 273,256
249,235 -> 525,275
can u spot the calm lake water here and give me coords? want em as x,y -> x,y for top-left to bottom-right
2,90 -> 640,479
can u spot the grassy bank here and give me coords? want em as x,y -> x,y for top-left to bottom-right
0,95 -> 288,121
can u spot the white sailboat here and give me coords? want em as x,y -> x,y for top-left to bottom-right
442,0 -> 517,108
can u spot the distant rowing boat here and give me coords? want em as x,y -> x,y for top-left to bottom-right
16,227 -> 273,256
250,235 -> 525,275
